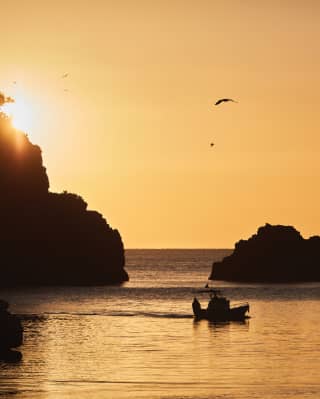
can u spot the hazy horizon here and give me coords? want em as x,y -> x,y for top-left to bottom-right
125,247 -> 232,250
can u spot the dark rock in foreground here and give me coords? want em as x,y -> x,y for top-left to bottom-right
0,300 -> 23,357
210,224 -> 320,282
0,112 -> 128,286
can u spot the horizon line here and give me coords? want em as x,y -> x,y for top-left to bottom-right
125,247 -> 233,250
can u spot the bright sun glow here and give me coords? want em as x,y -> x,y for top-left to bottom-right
2,95 -> 35,134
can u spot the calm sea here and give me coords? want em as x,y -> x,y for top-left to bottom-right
0,249 -> 319,399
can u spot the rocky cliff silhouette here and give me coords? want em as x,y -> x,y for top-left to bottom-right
0,112 -> 128,285
210,224 -> 320,282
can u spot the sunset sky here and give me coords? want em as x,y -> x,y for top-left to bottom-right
1,0 -> 320,248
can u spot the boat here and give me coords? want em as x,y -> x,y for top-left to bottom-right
192,289 -> 250,321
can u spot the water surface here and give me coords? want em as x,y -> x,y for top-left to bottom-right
0,249 -> 319,398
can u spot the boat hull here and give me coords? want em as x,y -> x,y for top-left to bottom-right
193,304 -> 249,322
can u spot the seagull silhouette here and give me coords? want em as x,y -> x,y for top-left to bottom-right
215,98 -> 238,106
210,142 -> 214,147
62,73 -> 69,78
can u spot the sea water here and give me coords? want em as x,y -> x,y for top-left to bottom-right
0,249 -> 319,399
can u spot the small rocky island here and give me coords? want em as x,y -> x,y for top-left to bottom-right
210,224 -> 320,282
0,111 -> 128,285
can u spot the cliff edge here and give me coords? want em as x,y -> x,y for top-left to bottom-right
0,112 -> 128,285
210,224 -> 320,282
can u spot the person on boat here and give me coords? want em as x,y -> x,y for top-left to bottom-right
192,297 -> 201,315
207,295 -> 215,312
207,291 -> 230,312
193,297 -> 200,306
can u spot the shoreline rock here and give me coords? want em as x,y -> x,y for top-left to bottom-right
0,300 -> 23,360
209,224 -> 320,283
0,112 -> 128,286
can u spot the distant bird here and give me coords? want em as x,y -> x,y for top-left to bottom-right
63,88 -> 69,92
62,73 -> 69,78
210,142 -> 214,147
215,98 -> 238,106
12,81 -> 17,84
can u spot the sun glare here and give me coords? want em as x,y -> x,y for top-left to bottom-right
2,96 -> 35,134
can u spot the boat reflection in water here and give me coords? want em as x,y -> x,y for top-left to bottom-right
192,289 -> 250,322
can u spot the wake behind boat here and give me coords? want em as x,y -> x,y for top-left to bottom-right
192,289 -> 250,322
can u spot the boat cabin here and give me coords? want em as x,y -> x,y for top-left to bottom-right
207,290 -> 230,312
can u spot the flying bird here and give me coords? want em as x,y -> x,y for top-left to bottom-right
62,73 -> 69,78
210,142 -> 214,147
215,98 -> 238,106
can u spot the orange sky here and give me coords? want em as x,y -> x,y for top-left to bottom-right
1,0 -> 320,248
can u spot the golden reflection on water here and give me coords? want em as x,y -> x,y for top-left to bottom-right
1,298 -> 317,399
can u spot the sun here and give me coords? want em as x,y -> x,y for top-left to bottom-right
2,95 -> 35,134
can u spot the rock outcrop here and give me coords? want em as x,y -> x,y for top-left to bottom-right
210,224 -> 320,282
0,299 -> 23,361
0,112 -> 128,285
